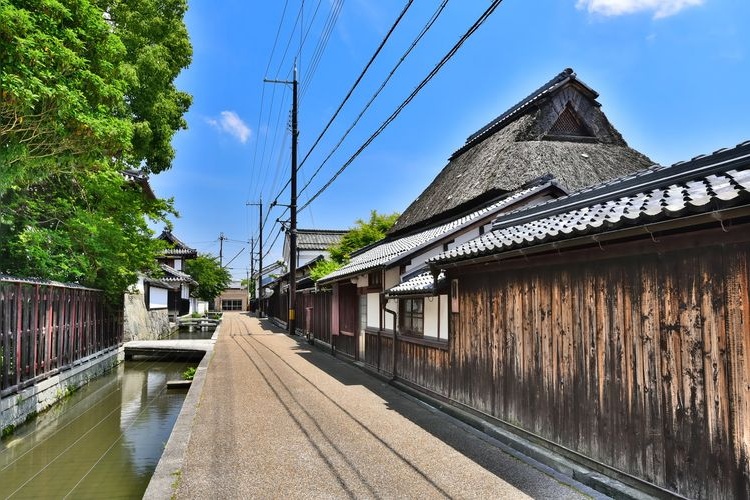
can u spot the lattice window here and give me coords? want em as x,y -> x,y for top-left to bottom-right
548,104 -> 592,137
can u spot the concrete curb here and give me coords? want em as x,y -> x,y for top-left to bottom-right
142,323 -> 219,499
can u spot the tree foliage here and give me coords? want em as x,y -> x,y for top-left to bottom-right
0,0 -> 192,298
0,0 -> 192,189
310,210 -> 399,281
0,168 -> 174,300
185,255 -> 232,303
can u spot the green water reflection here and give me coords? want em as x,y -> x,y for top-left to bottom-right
0,359 -> 191,499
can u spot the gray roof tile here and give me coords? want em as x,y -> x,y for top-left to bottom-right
386,271 -> 445,296
431,141 -> 750,266
319,183 -> 554,283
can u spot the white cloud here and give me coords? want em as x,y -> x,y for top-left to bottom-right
576,0 -> 704,19
207,111 -> 251,143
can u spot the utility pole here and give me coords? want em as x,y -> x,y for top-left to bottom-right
249,237 -> 254,310
247,200 -> 263,318
265,64 -> 298,336
219,232 -> 227,267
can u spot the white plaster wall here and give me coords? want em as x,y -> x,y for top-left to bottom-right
383,298 -> 399,331
149,287 -> 168,309
453,228 -> 481,247
173,258 -> 182,271
439,294 -> 449,340
424,296 -> 439,338
298,250 -> 325,268
354,274 -> 368,288
181,283 -> 190,300
366,293 -> 380,329
404,245 -> 440,274
384,267 -> 400,289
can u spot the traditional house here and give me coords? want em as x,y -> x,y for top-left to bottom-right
269,229 -> 346,334
318,68 -> 653,361
155,230 -> 198,319
423,141 -> 750,498
283,228 -> 347,269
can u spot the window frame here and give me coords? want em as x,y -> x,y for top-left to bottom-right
399,297 -> 424,336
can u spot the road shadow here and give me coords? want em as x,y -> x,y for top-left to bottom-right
278,335 -> 588,499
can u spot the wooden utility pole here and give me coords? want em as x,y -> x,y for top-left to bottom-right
219,232 -> 227,267
247,200 -> 263,318
265,64 -> 298,336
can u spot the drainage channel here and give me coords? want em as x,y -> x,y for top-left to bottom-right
0,357 -> 194,499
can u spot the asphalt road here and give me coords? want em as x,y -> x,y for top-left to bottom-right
176,312 -> 602,499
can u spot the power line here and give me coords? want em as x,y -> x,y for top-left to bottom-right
299,0 -> 505,213
249,0 -> 291,203
298,0 -> 450,199
271,0 -> 415,205
300,0 -> 346,99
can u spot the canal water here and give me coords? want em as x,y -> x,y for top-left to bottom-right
166,325 -> 216,341
0,358 -> 192,499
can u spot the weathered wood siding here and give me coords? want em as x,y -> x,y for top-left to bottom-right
0,279 -> 122,398
364,331 -> 392,374
449,242 -> 750,498
364,332 -> 449,393
297,291 -> 332,344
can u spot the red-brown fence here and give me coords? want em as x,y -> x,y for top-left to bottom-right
0,278 -> 122,398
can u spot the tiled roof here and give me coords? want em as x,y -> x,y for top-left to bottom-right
159,264 -> 198,285
386,271 -> 445,296
319,182 -> 554,283
296,229 -> 347,251
158,230 -> 197,257
430,141 -> 750,266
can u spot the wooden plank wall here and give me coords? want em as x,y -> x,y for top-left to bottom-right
396,339 -> 450,395
0,280 -> 122,398
297,291 -> 332,344
449,243 -> 750,498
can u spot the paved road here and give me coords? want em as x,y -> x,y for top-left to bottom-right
177,312 -> 598,499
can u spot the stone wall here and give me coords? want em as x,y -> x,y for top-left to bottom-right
123,293 -> 171,341
1,349 -> 122,432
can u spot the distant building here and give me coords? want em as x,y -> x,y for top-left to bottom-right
215,281 -> 248,311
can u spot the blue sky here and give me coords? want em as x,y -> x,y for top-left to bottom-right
149,0 -> 749,280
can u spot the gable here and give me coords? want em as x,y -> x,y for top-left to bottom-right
545,104 -> 593,140
388,70 -> 653,237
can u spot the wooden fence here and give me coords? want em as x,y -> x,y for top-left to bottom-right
0,278 -> 122,398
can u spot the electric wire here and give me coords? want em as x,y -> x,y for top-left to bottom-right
270,0 -> 416,207
248,0 -> 291,203
300,0 -> 346,99
298,0 -> 450,199
299,0 -> 505,213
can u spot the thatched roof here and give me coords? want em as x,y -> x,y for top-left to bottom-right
430,140 -> 750,266
389,68 -> 654,237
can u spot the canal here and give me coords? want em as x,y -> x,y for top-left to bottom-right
0,358 -> 193,499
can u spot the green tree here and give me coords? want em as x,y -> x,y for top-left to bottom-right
0,168 -> 175,300
107,0 -> 193,174
0,0 -> 132,190
0,0 -> 193,189
185,255 -> 232,303
310,210 -> 399,281
0,0 -> 192,299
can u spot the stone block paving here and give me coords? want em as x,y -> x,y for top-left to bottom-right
176,312 -> 600,499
